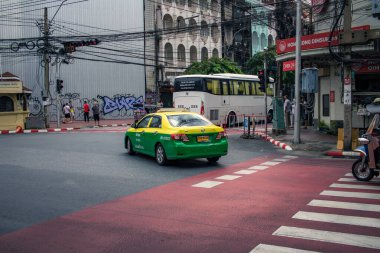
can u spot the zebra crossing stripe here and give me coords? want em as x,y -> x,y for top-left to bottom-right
308,199 -> 380,212
234,170 -> 258,175
247,165 -> 269,170
338,178 -> 380,183
330,183 -> 380,191
321,190 -> 380,199
345,173 -> 352,176
192,181 -> 223,188
283,155 -> 298,159
293,211 -> 380,228
273,226 -> 380,249
249,244 -> 321,253
215,175 -> 241,181
272,158 -> 290,162
261,161 -> 281,166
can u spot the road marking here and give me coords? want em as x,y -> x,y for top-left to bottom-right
249,244 -> 321,253
234,170 -> 258,175
293,211 -> 380,228
260,161 -> 281,166
320,190 -> 380,199
330,183 -> 380,191
338,177 -> 380,183
308,199 -> 380,212
215,175 -> 241,181
247,165 -> 269,170
272,158 -> 290,162
192,181 -> 223,188
283,155 -> 298,159
273,226 -> 380,249
345,173 -> 352,177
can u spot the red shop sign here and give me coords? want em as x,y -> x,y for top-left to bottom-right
276,25 -> 370,54
282,59 -> 295,72
351,62 -> 380,73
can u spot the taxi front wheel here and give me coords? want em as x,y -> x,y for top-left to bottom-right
156,144 -> 167,166
126,138 -> 135,155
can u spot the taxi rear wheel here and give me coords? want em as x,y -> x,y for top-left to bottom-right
155,144 -> 168,166
126,138 -> 135,155
207,157 -> 220,163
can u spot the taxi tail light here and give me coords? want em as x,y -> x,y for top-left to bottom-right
171,134 -> 189,142
216,131 -> 226,140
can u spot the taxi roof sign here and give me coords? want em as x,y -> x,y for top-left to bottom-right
157,108 -> 190,113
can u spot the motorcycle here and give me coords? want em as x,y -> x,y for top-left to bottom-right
352,108 -> 380,181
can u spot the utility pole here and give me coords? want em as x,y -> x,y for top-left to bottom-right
293,0 -> 302,144
43,7 -> 50,128
263,48 -> 268,138
343,0 -> 352,150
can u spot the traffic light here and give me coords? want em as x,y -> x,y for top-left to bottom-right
56,79 -> 63,93
258,70 -> 266,92
62,39 -> 100,53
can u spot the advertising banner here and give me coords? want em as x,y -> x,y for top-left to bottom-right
282,59 -> 295,72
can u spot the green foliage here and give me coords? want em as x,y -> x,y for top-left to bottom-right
245,45 -> 276,74
283,71 -> 295,85
184,57 -> 242,75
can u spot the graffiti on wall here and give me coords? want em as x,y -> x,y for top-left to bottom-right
98,95 -> 144,114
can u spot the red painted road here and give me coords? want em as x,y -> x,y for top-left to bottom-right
1,156 -> 379,253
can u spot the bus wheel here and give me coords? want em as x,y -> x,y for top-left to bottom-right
227,112 -> 236,127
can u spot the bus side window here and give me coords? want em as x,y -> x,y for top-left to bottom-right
251,81 -> 257,95
232,80 -> 239,95
244,81 -> 251,95
221,81 -> 229,95
238,81 -> 245,95
207,79 -> 221,95
255,81 -> 264,95
206,79 -> 213,94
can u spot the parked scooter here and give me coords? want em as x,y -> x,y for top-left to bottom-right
352,103 -> 380,181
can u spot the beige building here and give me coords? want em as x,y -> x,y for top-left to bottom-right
0,72 -> 31,131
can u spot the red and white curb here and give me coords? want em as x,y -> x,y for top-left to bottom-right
325,150 -> 363,157
0,128 -> 78,135
100,123 -> 130,127
255,132 -> 293,151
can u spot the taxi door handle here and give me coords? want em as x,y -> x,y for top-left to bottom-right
141,130 -> 145,133
153,131 -> 158,135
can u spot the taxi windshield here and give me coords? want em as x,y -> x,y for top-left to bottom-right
167,114 -> 212,127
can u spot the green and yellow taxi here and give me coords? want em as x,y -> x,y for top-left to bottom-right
124,109 -> 228,165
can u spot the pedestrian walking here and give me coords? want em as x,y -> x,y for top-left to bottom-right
290,98 -> 295,128
63,103 -> 71,124
83,101 -> 90,122
92,100 -> 100,126
301,97 -> 308,129
69,100 -> 75,122
283,95 -> 291,129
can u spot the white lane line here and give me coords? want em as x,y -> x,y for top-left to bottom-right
234,170 -> 258,175
261,161 -> 281,166
192,181 -> 223,188
215,175 -> 241,181
273,226 -> 380,250
321,190 -> 380,199
308,199 -> 380,212
330,183 -> 380,191
338,177 -> 380,183
345,173 -> 352,177
249,244 -> 321,253
247,165 -> 269,170
283,155 -> 298,159
272,158 -> 290,162
293,211 -> 380,228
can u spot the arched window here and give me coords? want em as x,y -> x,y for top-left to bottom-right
163,14 -> 174,30
189,18 -> 198,40
211,0 -> 219,14
211,23 -> 220,43
177,16 -> 186,33
200,0 -> 208,10
268,34 -> 274,47
201,47 -> 208,61
0,96 -> 14,112
260,33 -> 267,48
212,48 -> 219,58
165,43 -> 173,65
200,21 -> 209,40
177,44 -> 186,66
252,31 -> 259,52
190,46 -> 197,63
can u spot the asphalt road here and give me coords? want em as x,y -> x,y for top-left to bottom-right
0,130 -> 276,235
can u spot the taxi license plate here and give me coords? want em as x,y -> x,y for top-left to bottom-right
197,136 -> 209,142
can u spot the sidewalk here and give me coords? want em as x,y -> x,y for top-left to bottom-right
48,119 -> 134,129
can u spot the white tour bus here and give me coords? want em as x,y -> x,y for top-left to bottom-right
173,73 -> 274,126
